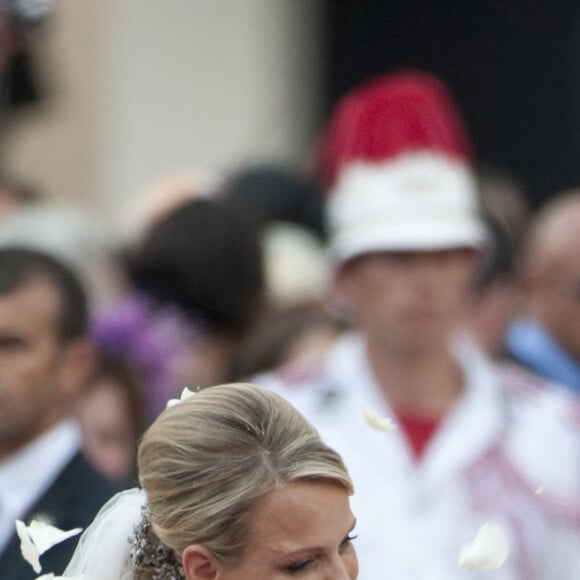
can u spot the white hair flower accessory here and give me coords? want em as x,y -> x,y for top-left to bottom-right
16,519 -> 82,574
458,522 -> 509,572
363,407 -> 397,432
166,386 -> 197,409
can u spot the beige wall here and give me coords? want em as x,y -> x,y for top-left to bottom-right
2,0 -> 101,210
3,1 -> 324,226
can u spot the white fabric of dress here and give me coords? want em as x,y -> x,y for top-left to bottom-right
256,332 -> 580,580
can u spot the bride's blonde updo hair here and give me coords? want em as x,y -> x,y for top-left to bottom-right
137,383 -> 352,569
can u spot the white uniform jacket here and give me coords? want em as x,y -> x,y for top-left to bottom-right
256,333 -> 580,580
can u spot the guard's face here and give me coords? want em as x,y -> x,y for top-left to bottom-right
184,480 -> 358,579
338,248 -> 477,352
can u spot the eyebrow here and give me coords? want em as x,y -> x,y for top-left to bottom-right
275,517 -> 358,558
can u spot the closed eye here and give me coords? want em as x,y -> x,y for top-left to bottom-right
284,520 -> 357,575
285,557 -> 314,574
340,533 -> 357,552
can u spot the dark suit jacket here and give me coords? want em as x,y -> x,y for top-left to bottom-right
0,451 -> 120,580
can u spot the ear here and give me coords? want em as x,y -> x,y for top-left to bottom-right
56,338 -> 96,398
182,545 -> 219,580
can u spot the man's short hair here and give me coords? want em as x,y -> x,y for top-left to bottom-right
0,246 -> 89,342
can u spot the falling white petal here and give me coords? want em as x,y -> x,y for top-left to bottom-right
16,519 -> 82,574
166,386 -> 197,408
16,520 -> 41,573
28,520 -> 82,556
459,522 -> 509,572
535,485 -> 545,496
363,407 -> 397,432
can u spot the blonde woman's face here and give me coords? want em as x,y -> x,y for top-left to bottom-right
186,479 -> 358,579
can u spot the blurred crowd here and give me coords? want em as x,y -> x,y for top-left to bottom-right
1,9 -> 580,579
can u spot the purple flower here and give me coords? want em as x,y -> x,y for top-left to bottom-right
91,294 -> 201,421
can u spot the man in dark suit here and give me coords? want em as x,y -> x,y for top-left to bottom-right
0,247 -> 119,579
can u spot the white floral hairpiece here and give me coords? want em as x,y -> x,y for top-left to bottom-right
166,386 -> 197,409
362,407 -> 397,432
458,522 -> 509,571
16,518 -> 82,575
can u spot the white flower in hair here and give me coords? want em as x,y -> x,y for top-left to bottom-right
16,519 -> 82,574
458,522 -> 509,571
166,386 -> 197,408
363,407 -> 397,432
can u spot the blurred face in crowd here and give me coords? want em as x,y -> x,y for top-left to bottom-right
77,377 -> 137,482
529,236 -> 580,361
338,248 -> 476,354
0,276 -> 90,459
523,196 -> 580,361
183,479 -> 358,579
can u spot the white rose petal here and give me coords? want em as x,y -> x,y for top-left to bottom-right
16,519 -> 82,574
166,386 -> 197,408
459,522 -> 509,572
16,520 -> 41,573
363,407 -> 397,432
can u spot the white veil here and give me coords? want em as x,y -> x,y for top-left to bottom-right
63,487 -> 146,580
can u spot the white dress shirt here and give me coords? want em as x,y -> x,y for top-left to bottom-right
0,419 -> 81,553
